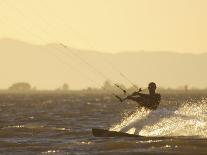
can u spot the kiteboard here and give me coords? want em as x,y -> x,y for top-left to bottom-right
92,128 -> 201,140
92,128 -> 143,137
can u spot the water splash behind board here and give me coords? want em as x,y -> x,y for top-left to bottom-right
110,98 -> 207,137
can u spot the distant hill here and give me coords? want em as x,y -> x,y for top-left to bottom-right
0,38 -> 207,89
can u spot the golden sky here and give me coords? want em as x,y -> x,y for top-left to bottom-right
0,0 -> 207,53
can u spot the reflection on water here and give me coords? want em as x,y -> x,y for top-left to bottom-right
0,93 -> 207,154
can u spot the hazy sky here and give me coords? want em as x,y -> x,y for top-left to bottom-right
0,0 -> 207,53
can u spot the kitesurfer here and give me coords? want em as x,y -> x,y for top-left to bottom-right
93,83 -> 161,136
124,82 -> 161,110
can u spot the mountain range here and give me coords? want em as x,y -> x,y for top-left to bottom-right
0,38 -> 206,89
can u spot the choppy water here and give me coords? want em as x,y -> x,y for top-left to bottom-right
0,93 -> 207,155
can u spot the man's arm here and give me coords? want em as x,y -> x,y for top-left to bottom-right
119,92 -> 147,103
131,91 -> 148,97
130,88 -> 142,96
123,92 -> 147,102
119,92 -> 142,102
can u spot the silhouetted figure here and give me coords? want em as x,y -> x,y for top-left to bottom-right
124,82 -> 161,110
119,83 -> 161,134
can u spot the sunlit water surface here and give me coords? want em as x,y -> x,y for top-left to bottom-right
0,93 -> 207,155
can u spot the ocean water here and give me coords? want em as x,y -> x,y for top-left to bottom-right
0,93 -> 207,155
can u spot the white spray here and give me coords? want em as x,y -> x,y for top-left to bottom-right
110,98 -> 207,137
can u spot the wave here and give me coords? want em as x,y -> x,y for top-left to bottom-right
110,98 -> 207,137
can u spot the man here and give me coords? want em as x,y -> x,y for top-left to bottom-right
118,82 -> 161,134
123,82 -> 161,110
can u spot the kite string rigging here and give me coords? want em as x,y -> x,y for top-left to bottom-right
1,0 -> 142,94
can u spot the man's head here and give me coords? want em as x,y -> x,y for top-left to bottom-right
148,82 -> 157,94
